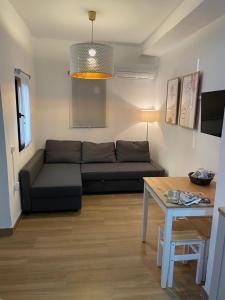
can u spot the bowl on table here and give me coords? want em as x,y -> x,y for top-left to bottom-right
188,172 -> 214,186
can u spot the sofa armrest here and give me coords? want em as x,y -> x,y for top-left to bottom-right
150,160 -> 166,176
19,149 -> 44,212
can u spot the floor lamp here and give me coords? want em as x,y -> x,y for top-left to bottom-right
141,109 -> 160,141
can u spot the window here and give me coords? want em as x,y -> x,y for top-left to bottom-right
15,75 -> 31,151
71,78 -> 106,128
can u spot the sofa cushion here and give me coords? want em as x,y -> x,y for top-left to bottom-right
82,142 -> 116,163
116,140 -> 150,162
31,164 -> 82,198
81,162 -> 164,181
45,140 -> 81,163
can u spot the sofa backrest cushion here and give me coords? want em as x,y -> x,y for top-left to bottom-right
45,140 -> 81,163
82,142 -> 116,163
116,140 -> 150,162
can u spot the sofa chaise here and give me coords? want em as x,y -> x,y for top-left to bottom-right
19,140 -> 165,213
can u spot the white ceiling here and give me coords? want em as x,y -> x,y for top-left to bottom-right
143,0 -> 225,56
9,0 -> 183,44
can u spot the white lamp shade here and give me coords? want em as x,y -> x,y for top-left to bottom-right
141,110 -> 160,122
70,43 -> 114,79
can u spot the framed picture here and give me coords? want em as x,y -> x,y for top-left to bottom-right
165,77 -> 180,124
179,72 -> 200,129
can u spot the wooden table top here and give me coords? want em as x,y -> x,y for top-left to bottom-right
143,177 -> 216,208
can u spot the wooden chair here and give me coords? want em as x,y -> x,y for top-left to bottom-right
188,217 -> 212,281
157,219 -> 207,288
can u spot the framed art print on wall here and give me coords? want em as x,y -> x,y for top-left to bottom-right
165,77 -> 180,124
179,72 -> 200,129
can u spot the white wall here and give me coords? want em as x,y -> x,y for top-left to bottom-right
152,15 -> 225,176
206,120 -> 225,295
0,89 -> 11,228
33,38 -> 156,148
152,15 -> 225,295
0,0 -> 36,228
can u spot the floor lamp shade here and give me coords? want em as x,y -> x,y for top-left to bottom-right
70,43 -> 114,79
141,110 -> 160,123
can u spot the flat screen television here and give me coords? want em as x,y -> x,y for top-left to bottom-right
201,90 -> 225,137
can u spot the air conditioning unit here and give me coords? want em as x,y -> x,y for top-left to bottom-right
115,71 -> 155,79
114,62 -> 156,79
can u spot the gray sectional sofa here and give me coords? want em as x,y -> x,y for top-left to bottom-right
19,140 -> 165,213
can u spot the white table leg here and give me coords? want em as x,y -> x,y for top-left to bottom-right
142,184 -> 149,242
161,210 -> 173,288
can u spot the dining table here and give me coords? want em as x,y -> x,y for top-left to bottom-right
142,176 -> 216,288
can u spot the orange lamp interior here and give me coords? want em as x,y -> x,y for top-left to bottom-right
70,72 -> 112,79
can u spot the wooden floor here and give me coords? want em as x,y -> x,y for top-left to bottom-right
0,194 -> 202,300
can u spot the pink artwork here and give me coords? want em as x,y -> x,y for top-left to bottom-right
179,72 -> 200,129
165,78 -> 180,124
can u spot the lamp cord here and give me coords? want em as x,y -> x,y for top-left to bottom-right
146,122 -> 149,141
91,20 -> 94,43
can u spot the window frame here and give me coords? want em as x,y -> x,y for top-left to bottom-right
15,75 -> 31,152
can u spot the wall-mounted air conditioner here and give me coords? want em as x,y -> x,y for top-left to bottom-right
114,64 -> 155,79
114,55 -> 158,79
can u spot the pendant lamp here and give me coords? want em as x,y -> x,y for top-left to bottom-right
70,11 -> 114,79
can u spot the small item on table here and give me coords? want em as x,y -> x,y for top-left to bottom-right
188,168 -> 215,186
165,190 -> 210,206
